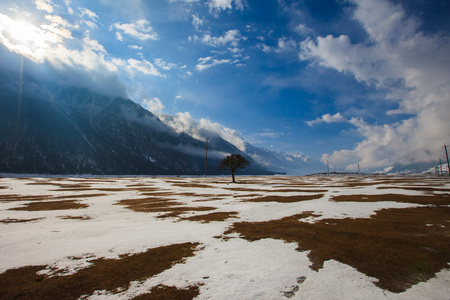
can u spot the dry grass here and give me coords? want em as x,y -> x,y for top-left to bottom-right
0,242 -> 199,299
10,200 -> 89,211
0,217 -> 45,224
54,193 -> 108,199
0,194 -> 50,202
170,183 -> 214,188
331,193 -> 450,205
58,215 -> 92,220
0,193 -> 106,203
181,211 -> 239,223
377,186 -> 450,193
116,197 -> 216,218
225,205 -> 450,293
245,194 -> 324,203
132,284 -> 200,300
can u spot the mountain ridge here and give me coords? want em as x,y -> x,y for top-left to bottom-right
0,71 -> 325,175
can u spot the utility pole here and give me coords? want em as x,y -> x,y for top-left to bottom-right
357,163 -> 360,174
327,160 -> 329,175
205,139 -> 208,177
439,159 -> 443,176
445,144 -> 450,176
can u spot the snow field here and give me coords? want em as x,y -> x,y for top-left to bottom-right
0,175 -> 449,299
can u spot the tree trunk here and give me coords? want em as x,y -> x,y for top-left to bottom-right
231,170 -> 236,183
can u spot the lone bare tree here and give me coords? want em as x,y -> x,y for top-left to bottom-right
219,154 -> 251,183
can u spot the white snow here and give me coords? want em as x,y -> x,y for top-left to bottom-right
0,175 -> 449,299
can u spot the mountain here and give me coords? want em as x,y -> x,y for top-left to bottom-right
0,72 -> 272,175
373,162 -> 449,176
243,143 -> 325,175
159,115 -> 325,175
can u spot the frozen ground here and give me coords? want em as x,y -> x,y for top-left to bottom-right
0,175 -> 449,299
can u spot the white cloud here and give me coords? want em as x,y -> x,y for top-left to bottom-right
259,37 -> 297,53
300,0 -> 450,170
42,15 -> 73,39
192,15 -> 203,31
154,58 -> 177,71
208,0 -> 245,12
126,58 -> 163,77
80,8 -> 100,29
80,8 -> 98,20
113,20 -> 158,41
161,112 -> 246,151
295,24 -> 314,36
202,29 -> 241,47
306,113 -> 346,127
128,44 -> 142,50
34,0 -> 54,13
115,32 -> 124,41
209,0 -> 232,11
142,97 -> 165,115
82,34 -> 106,54
195,56 -> 230,71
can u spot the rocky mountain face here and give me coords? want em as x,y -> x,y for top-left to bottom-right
0,73 -> 271,175
0,72 -> 324,175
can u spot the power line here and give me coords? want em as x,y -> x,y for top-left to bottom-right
205,139 -> 208,177
444,144 -> 450,176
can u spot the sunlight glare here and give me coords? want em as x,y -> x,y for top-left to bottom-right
0,13 -> 58,62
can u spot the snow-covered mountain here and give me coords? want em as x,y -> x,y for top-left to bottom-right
159,115 -> 325,175
373,162 -> 449,175
243,143 -> 325,175
0,72 -> 273,175
0,71 -> 322,175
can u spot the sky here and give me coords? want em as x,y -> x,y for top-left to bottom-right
0,0 -> 449,172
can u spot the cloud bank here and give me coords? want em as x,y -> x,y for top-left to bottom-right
0,8 -> 127,98
301,0 -> 450,170
160,112 -> 246,152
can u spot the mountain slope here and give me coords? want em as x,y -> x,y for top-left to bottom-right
243,143 -> 325,175
0,73 -> 272,175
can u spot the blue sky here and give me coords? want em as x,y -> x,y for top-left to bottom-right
1,0 -> 449,172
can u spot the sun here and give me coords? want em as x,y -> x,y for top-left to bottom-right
0,13 -> 55,62
8,20 -> 40,44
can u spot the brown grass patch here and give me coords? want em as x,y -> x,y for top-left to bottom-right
0,242 -> 199,299
174,193 -> 218,198
53,193 -> 107,199
0,194 -> 50,202
27,182 -> 93,189
245,194 -> 324,203
181,211 -> 239,223
136,188 -> 172,195
224,187 -> 268,192
271,189 -> 328,193
10,200 -> 89,211
116,197 -> 215,218
156,206 -> 216,219
58,215 -> 92,220
225,206 -> 450,293
171,183 -> 213,188
193,197 -> 226,202
132,284 -> 200,300
225,187 -> 327,193
377,186 -> 450,193
0,217 -> 45,224
330,194 -> 450,205
233,194 -> 262,198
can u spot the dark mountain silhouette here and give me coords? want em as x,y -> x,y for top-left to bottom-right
0,72 -> 272,175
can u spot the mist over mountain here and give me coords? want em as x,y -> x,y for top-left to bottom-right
0,75 -> 192,175
243,143 -> 326,175
1,71 -> 320,175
